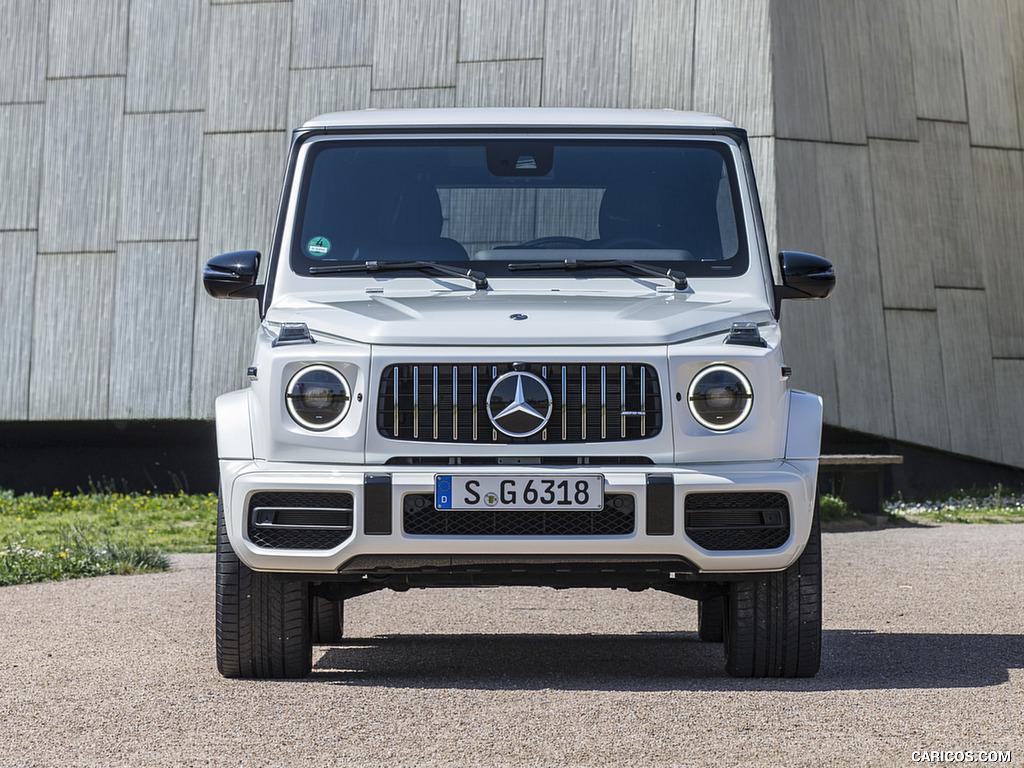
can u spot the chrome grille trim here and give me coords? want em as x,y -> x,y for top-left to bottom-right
472,365 -> 479,441
451,365 -> 458,441
600,365 -> 607,440
392,366 -> 399,435
377,363 -> 662,444
561,366 -> 567,440
620,366 -> 626,438
412,366 -> 419,439
640,366 -> 647,437
432,365 -> 438,440
581,365 -> 587,441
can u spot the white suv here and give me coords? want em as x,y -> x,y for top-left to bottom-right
203,108 -> 836,679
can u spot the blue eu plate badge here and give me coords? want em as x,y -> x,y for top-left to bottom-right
436,475 -> 453,509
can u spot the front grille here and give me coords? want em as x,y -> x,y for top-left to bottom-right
684,492 -> 790,550
247,491 -> 354,550
403,493 -> 635,536
378,363 -> 661,444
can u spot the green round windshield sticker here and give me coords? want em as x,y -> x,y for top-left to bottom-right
307,236 -> 331,256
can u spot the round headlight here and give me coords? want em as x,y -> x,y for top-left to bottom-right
285,365 -> 351,431
687,365 -> 753,431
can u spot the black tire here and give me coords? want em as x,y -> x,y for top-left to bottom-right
311,597 -> 344,645
697,596 -> 725,643
216,495 -> 312,679
723,496 -> 822,678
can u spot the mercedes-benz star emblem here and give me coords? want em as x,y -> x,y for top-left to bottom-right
486,372 -> 552,438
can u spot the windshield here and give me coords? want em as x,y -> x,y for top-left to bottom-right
291,138 -> 748,279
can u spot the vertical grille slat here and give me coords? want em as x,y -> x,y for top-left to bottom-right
413,366 -> 420,439
452,365 -> 458,441
378,363 -> 661,444
620,366 -> 626,438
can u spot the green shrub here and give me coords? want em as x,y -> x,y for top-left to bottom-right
820,494 -> 858,522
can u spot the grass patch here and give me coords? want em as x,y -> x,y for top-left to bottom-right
0,488 -> 218,554
0,488 -> 218,586
885,485 -> 1024,524
0,527 -> 169,587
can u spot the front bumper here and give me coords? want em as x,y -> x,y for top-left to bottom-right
220,459 -> 819,576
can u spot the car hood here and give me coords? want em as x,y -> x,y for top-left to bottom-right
265,288 -> 774,346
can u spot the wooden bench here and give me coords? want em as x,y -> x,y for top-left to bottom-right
818,454 -> 904,518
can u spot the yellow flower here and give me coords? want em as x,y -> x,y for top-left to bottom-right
60,552 -> 68,558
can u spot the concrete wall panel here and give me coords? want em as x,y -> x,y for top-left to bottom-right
371,88 -> 457,109
819,0 -> 866,144
693,0 -> 772,135
29,253 -> 116,421
775,140 -> 839,424
458,0 -> 545,62
372,0 -> 458,90
118,112 -> 203,242
47,0 -> 128,78
205,2 -> 291,133
884,309 -> 951,450
973,148 -> 1024,358
109,243 -> 196,419
994,360 -> 1024,467
0,0 -> 47,103
628,0 -> 695,110
816,143 -> 894,437
542,0 -> 633,108
291,0 -> 374,70
0,103 -> 43,230
770,0 -> 829,140
0,233 -> 36,420
456,60 -> 542,108
936,289 -> 1002,464
289,67 -> 372,129
855,0 -> 917,140
906,0 -> 967,122
959,0 -> 1020,149
1010,0 -> 1024,148
919,120 -> 982,289
126,0 -> 208,113
868,139 -> 934,309
39,78 -> 124,254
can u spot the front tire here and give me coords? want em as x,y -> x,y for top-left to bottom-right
216,495 -> 312,679
311,597 -> 344,645
723,496 -> 822,678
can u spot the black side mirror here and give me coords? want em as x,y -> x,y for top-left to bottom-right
203,251 -> 263,300
774,251 -> 836,316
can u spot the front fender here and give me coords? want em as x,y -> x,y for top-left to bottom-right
784,389 -> 823,461
216,390 -> 254,460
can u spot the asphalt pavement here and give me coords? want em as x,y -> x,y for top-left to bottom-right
1,523 -> 1021,767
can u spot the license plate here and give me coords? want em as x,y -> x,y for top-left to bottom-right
435,475 -> 604,511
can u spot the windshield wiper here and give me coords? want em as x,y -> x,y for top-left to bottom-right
507,259 -> 687,290
309,260 -> 488,290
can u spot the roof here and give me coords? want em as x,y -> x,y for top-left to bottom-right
301,107 -> 739,132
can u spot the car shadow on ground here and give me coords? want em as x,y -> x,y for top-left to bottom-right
310,629 -> 1023,691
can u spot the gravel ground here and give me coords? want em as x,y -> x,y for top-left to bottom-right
1,523 -> 1021,768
